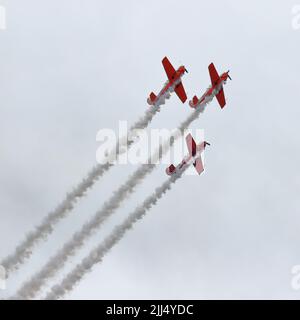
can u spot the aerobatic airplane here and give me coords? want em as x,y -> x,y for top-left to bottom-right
147,56 -> 188,106
166,134 -> 210,176
189,63 -> 231,109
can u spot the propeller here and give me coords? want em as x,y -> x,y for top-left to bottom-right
184,67 -> 189,73
204,141 -> 211,147
227,70 -> 232,80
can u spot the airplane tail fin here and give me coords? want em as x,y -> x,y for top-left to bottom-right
189,95 -> 199,108
166,164 -> 176,175
147,92 -> 157,105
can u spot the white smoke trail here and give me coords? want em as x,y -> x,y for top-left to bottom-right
1,106 -> 160,276
12,164 -> 155,300
45,169 -> 187,300
11,98 -> 210,300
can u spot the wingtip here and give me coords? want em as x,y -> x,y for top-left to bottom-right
186,133 -> 192,139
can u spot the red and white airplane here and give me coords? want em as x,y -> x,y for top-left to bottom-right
166,134 -> 210,176
189,63 -> 231,109
147,56 -> 188,106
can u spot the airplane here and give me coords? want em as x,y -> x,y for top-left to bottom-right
189,63 -> 231,109
147,56 -> 188,106
166,133 -> 210,176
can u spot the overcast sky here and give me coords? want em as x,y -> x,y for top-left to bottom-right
1,0 -> 300,299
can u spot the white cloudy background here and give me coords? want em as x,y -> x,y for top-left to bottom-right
0,0 -> 300,299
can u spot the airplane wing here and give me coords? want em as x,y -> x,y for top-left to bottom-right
175,82 -> 187,103
216,87 -> 226,108
193,156 -> 204,174
208,63 -> 220,85
162,56 -> 176,80
186,134 -> 196,156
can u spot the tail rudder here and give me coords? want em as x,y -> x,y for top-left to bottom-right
189,95 -> 199,108
147,92 -> 157,105
166,164 -> 176,175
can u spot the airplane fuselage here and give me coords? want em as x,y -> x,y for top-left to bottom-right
166,142 -> 206,176
194,77 -> 227,108
153,67 -> 185,105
